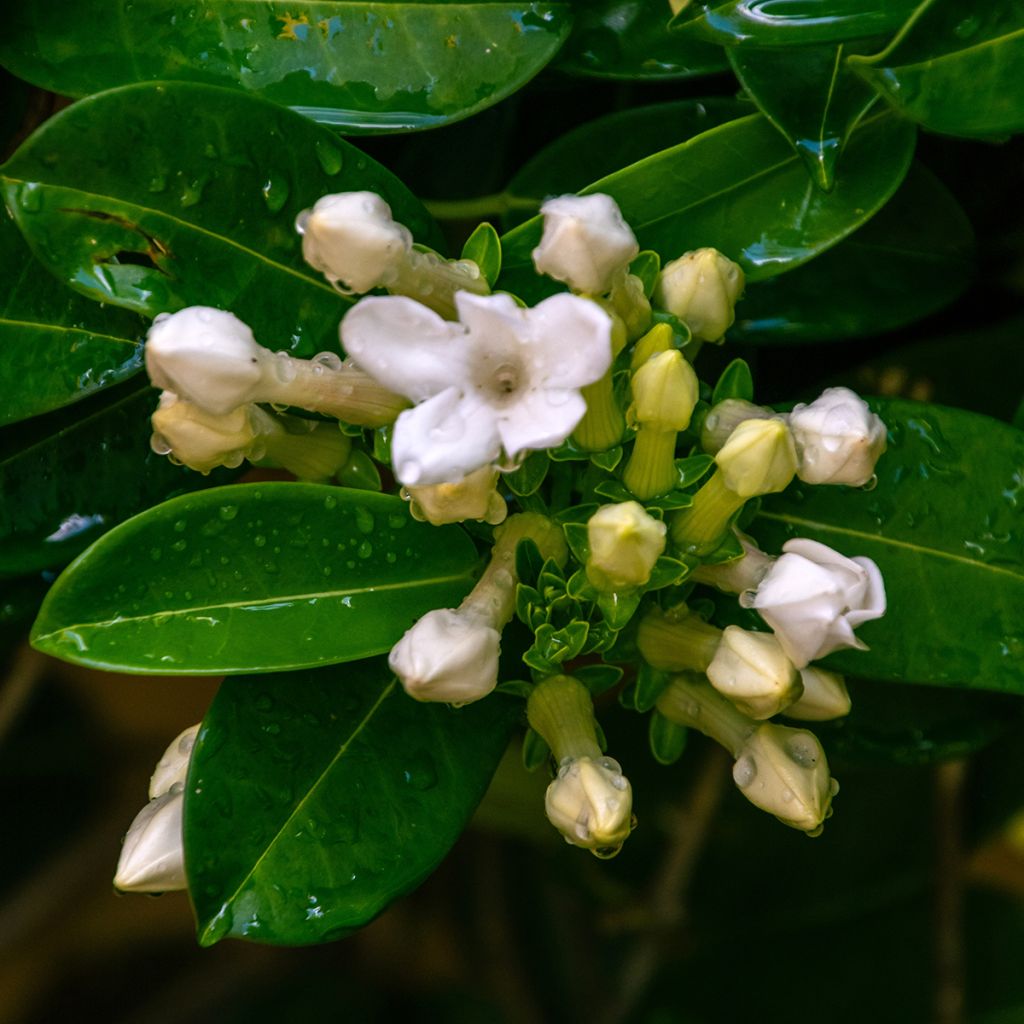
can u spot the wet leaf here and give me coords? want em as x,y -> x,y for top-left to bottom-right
0,2 -> 572,132
850,0 -> 1024,137
0,209 -> 145,425
185,659 -> 517,945
0,82 -> 441,356
31,483 -> 479,674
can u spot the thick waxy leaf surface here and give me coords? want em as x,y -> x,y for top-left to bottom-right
0,381 -> 236,577
0,82 -> 440,356
0,2 -> 571,132
731,164 -> 974,343
499,109 -> 916,297
558,0 -> 728,79
186,660 -> 518,945
850,0 -> 1024,137
754,400 -> 1024,694
31,483 -> 479,674
0,210 -> 145,425
673,0 -> 920,47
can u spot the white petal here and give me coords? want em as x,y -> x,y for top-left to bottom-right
496,388 -> 586,459
340,295 -> 472,402
114,791 -> 186,893
454,290 -> 529,337
848,556 -> 887,626
148,724 -> 200,800
525,294 -> 614,389
391,387 -> 501,486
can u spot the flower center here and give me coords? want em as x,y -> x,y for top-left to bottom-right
474,355 -> 526,408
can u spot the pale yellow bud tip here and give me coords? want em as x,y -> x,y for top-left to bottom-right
716,417 -> 798,498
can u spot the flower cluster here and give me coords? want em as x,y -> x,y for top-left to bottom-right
121,189 -> 890,888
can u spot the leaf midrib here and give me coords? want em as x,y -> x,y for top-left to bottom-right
0,316 -> 139,346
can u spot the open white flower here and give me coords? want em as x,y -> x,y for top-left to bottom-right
742,538 -> 886,668
341,291 -> 613,485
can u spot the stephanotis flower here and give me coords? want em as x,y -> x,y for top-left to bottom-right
341,290 -> 613,486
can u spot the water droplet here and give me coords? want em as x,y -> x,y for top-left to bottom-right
785,734 -> 819,768
16,183 -> 43,213
733,754 -> 757,788
385,551 -> 397,564
171,539 -> 187,553
314,138 -> 344,175
219,504 -> 239,521
387,512 -> 406,529
313,350 -> 343,372
179,176 -> 207,207
403,750 -> 438,791
254,534 -> 267,548
357,540 -> 373,559
355,507 -> 375,534
262,173 -> 290,212
173,519 -> 187,533
150,547 -> 162,561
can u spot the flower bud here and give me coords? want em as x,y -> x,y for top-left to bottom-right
151,392 -> 258,474
297,191 -> 412,294
586,501 -> 666,591
257,416 -> 352,482
733,723 -> 838,835
690,530 -> 774,594
628,350 -> 699,432
700,399 -> 775,455
716,417 -> 798,498
742,538 -> 886,668
787,387 -> 887,486
706,625 -> 802,719
145,307 -> 268,415
405,465 -> 507,526
544,755 -> 633,857
630,321 -> 674,372
532,193 -> 639,295
388,607 -> 500,705
114,791 -> 187,893
148,724 -> 200,800
654,248 -> 744,342
786,667 -> 852,721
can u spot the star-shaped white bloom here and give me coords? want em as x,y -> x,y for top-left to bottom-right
341,291 -> 613,486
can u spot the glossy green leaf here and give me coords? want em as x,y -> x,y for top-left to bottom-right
557,0 -> 728,79
673,0 -> 920,47
648,711 -> 688,765
0,381 -> 238,577
731,163 -> 975,343
712,358 -> 754,404
850,0 -> 1024,137
185,659 -> 517,945
727,39 -> 881,189
31,483 -> 479,675
499,109 -> 916,298
0,82 -> 441,356
753,399 -> 1024,693
460,222 -> 502,287
0,2 -> 572,133
0,209 -> 145,425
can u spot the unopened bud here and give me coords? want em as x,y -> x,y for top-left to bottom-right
716,418 -> 798,498
700,399 -> 775,455
544,755 -> 633,857
786,667 -> 852,721
654,248 -> 744,342
151,392 -> 258,474
628,350 -> 699,432
706,626 -> 802,720
586,501 -> 666,592
405,465 -> 507,526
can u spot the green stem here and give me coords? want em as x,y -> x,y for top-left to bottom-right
423,193 -> 539,222
668,470 -> 745,555
656,673 -> 756,756
527,675 -> 603,763
623,428 -> 677,499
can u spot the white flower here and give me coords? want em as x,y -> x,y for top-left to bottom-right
743,538 -> 886,669
341,290 -> 613,486
146,307 -> 268,416
296,191 -> 413,294
787,387 -> 887,486
706,625 -> 802,720
388,607 -> 501,705
786,667 -> 852,721
531,193 -> 639,295
545,756 -> 633,856
148,724 -> 200,800
586,501 -> 666,591
150,392 -> 259,474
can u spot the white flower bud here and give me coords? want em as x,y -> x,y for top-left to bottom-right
786,667 -> 852,721
700,399 -> 775,455
586,501 -> 666,591
733,723 -> 838,835
544,755 -> 633,856
787,387 -> 887,487
297,191 -> 413,294
706,625 -> 802,720
743,538 -> 886,668
148,724 -> 200,800
405,465 -> 507,526
715,417 -> 798,498
532,194 -> 639,295
150,392 -> 259,474
654,248 -> 744,342
114,791 -> 187,893
145,307 -> 269,416
388,607 -> 500,705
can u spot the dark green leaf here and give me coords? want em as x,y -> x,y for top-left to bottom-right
712,358 -> 754,404
731,163 -> 974,343
185,660 -> 517,945
504,451 -> 549,497
573,663 -> 624,694
630,250 -> 661,297
754,399 -> 1024,693
597,589 -> 642,630
1,82 -> 440,355
499,109 -> 916,299
521,726 -> 550,770
0,208 -> 145,425
850,0 -> 1024,137
648,710 -> 688,765
460,223 -> 502,288
0,2 -> 572,133
0,70 -> 28,156
673,0 -> 920,47
557,0 -> 728,79
0,381 -> 238,577
31,483 -> 479,674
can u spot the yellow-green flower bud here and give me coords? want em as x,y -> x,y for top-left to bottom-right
150,392 -> 257,475
636,604 -> 721,673
628,350 -> 699,433
716,418 -> 798,498
405,465 -> 507,526
654,247 -> 744,343
630,321 -> 674,372
586,501 -> 666,592
706,626 -> 802,720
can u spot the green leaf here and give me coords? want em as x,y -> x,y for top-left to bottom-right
0,2 -> 572,133
0,381 -> 239,577
712,358 -> 754,404
460,223 -> 502,288
185,659 -> 517,946
499,109 -> 916,299
505,451 -> 549,497
726,39 -> 882,189
557,0 -> 728,79
521,726 -> 551,771
648,710 -> 688,765
31,483 -> 479,674
0,209 -> 145,425
673,0 -> 920,47
754,399 -> 1024,694
850,0 -> 1024,137
730,163 -> 975,344
630,251 -> 661,297
0,82 -> 441,355
573,663 -> 624,694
